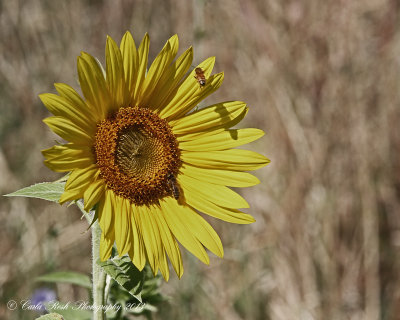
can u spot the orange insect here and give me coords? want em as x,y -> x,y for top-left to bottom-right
194,67 -> 206,87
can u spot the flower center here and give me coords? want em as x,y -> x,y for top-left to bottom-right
94,107 -> 181,205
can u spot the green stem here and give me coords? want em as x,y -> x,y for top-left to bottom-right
92,220 -> 106,320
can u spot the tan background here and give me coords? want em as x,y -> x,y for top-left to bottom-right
1,0 -> 399,319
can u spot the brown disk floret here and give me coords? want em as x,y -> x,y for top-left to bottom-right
94,106 -> 181,205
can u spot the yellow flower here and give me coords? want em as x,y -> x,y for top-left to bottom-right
41,32 -> 269,280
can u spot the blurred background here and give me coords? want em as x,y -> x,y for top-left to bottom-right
0,0 -> 399,319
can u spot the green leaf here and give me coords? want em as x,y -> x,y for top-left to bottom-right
35,271 -> 91,289
35,313 -> 65,320
127,266 -> 165,315
44,302 -> 92,320
4,182 -> 65,202
97,256 -> 144,302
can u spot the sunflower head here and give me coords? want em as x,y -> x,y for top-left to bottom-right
41,31 -> 269,280
94,106 -> 181,205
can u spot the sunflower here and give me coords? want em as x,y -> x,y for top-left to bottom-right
41,32 -> 269,280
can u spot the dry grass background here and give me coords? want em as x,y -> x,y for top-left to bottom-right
0,0 -> 399,319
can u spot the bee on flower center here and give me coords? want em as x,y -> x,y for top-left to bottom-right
194,67 -> 206,88
166,173 -> 180,200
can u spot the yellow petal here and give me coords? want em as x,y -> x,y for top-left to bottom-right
168,72 -> 224,120
133,33 -> 149,103
54,83 -> 103,122
178,174 -> 249,209
119,198 -> 132,255
159,57 -> 216,119
77,53 -> 110,119
179,128 -> 265,151
135,205 -> 158,273
139,35 -> 179,107
114,196 -> 131,256
129,204 -> 146,271
160,198 -> 209,264
169,101 -> 247,135
43,157 -> 93,172
144,207 -> 166,276
176,205 -> 223,258
42,143 -> 91,158
143,205 -> 167,277
83,179 -> 106,212
59,188 -> 85,204
183,189 -> 256,224
181,164 -> 260,187
59,165 -> 98,204
152,226 -> 170,281
167,34 -> 179,58
39,93 -> 96,134
150,47 -> 193,109
177,107 -> 248,142
42,144 -> 94,172
43,116 -> 93,145
145,204 -> 171,281
174,107 -> 249,143
100,230 -> 115,261
181,149 -> 270,171
152,208 -> 183,278
120,31 -> 138,103
64,164 -> 98,190
158,246 -> 169,281
106,35 -> 127,109
97,189 -> 115,238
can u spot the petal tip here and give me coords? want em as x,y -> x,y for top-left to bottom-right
42,117 -> 50,124
106,34 -> 117,45
169,34 -> 178,41
123,30 -> 132,37
38,93 -> 47,101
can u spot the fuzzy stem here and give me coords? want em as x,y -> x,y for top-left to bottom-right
92,220 -> 106,320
